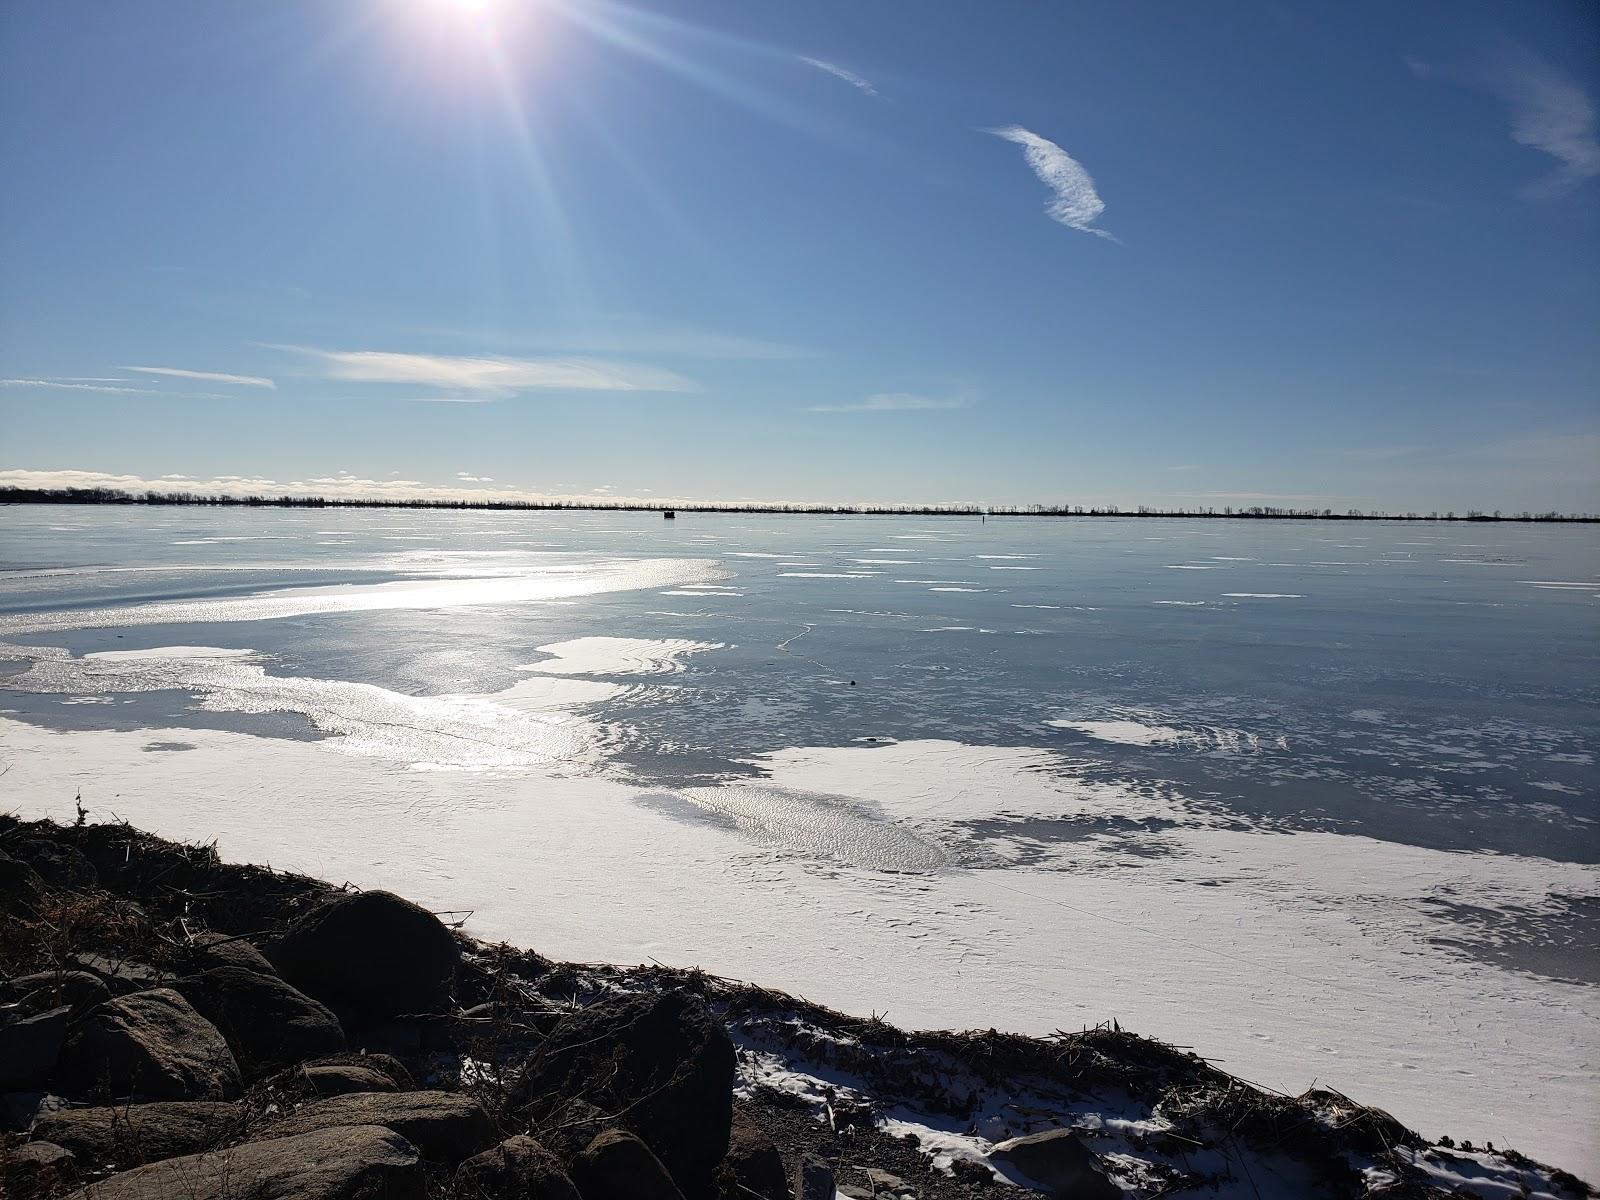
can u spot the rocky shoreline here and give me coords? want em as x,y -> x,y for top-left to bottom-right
0,813 -> 1591,1200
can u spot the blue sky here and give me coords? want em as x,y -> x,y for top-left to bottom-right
2,0 -> 1596,511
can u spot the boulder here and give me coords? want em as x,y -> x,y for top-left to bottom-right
169,966 -> 345,1076
265,1090 -> 493,1163
60,1123 -> 423,1200
0,1006 -> 71,1090
1,970 -> 111,1017
794,1156 -> 834,1200
270,890 -> 460,1023
56,989 -> 241,1101
511,990 -> 734,1193
187,932 -> 278,977
722,1110 -> 787,1200
455,1135 -> 581,1200
68,956 -> 164,996
294,1053 -> 414,1091
32,1101 -> 243,1170
296,1063 -> 399,1097
2,1139 -> 78,1197
987,1129 -> 1120,1200
570,1129 -> 684,1200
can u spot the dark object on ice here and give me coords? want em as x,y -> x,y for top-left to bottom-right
270,889 -> 460,1023
663,509 -> 676,519
454,1135 -> 581,1200
170,966 -> 345,1077
570,1129 -> 684,1200
510,990 -> 733,1193
59,1124 -> 424,1200
987,1128 -> 1119,1200
263,1090 -> 494,1163
33,1101 -> 243,1169
56,990 -> 241,1102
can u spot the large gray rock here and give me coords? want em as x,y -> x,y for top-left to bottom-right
0,1005 -> 71,1090
265,1090 -> 493,1163
1,970 -> 111,1017
987,1128 -> 1120,1200
60,1124 -> 423,1200
511,990 -> 733,1194
170,967 -> 345,1077
794,1155 -> 835,1200
724,1110 -> 787,1200
296,1063 -> 399,1098
270,890 -> 460,1023
67,956 -> 165,997
570,1129 -> 684,1200
188,932 -> 278,977
56,989 -> 241,1101
33,1101 -> 243,1170
2,1139 -> 78,1196
454,1135 -> 581,1200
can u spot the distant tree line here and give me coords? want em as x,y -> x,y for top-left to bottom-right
0,485 -> 1593,523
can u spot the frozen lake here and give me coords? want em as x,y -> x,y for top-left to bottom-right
1,506 -> 1596,1176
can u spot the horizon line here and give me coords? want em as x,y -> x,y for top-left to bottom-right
1,484 -> 1593,524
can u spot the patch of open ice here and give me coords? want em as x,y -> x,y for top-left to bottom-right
0,558 -> 725,634
1049,719 -> 1186,747
519,637 -> 725,677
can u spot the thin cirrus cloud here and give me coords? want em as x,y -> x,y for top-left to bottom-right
987,125 -> 1116,241
1486,46 -> 1600,199
122,365 -> 277,389
279,347 -> 698,401
809,392 -> 968,414
1413,46 -> 1600,200
1,378 -> 154,394
797,56 -> 879,98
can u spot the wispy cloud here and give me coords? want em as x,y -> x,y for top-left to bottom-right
278,347 -> 697,399
456,472 -> 494,482
987,125 -> 1115,240
123,366 -> 276,389
798,56 -> 879,98
1328,444 -> 1426,463
808,392 -> 968,414
2,378 -> 152,394
1486,47 -> 1600,198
